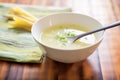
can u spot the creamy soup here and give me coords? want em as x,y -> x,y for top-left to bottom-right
40,24 -> 96,49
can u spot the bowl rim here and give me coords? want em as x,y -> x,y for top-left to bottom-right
31,13 -> 105,51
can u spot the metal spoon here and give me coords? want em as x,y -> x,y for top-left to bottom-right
67,21 -> 120,43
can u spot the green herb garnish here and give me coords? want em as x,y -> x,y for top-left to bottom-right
55,31 -> 76,45
66,32 -> 75,37
55,35 -> 67,45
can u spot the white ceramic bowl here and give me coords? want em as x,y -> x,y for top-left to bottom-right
31,13 -> 104,63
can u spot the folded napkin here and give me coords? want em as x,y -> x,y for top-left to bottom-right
0,3 -> 72,63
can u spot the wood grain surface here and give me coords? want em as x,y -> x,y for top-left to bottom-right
0,0 -> 120,80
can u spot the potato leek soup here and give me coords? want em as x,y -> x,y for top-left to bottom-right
40,24 -> 96,49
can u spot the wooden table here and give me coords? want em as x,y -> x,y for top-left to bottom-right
0,0 -> 120,80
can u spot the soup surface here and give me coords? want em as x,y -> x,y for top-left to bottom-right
40,24 -> 96,49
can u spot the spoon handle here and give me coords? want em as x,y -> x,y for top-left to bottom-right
75,20 -> 120,40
